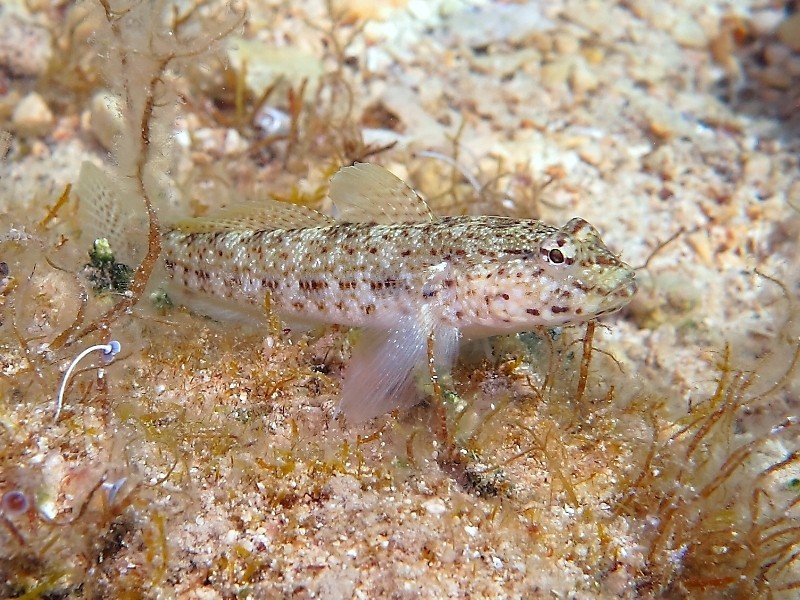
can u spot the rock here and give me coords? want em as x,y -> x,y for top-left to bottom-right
540,57 -> 572,89
671,12 -> 708,48
788,180 -> 800,212
750,9 -> 785,36
642,145 -> 677,180
422,498 -> 446,516
443,3 -> 554,48
787,55 -> 800,77
227,37 -> 324,101
759,65 -> 792,90
777,13 -> 800,52
0,13 -> 52,78
570,58 -> 600,93
12,92 -> 54,136
578,141 -> 603,166
743,152 -> 771,185
89,91 -> 124,152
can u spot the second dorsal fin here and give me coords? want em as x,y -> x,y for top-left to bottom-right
328,162 -> 436,224
170,200 -> 335,233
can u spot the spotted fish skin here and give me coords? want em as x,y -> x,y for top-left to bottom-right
162,215 -> 636,338
76,160 -> 636,423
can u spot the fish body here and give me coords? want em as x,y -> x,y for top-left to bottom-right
162,215 -> 634,338
78,162 -> 637,422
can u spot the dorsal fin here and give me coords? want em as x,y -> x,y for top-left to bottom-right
329,162 -> 435,224
75,161 -> 148,267
170,199 -> 334,233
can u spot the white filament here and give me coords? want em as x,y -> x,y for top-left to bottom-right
54,340 -> 121,422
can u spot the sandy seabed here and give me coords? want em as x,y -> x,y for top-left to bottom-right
1,0 -> 799,598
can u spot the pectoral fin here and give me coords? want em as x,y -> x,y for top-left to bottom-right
336,313 -> 459,424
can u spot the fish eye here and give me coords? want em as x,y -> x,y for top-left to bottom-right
541,234 -> 578,266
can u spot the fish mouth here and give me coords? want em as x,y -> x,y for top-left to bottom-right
613,275 -> 638,300
598,272 -> 637,312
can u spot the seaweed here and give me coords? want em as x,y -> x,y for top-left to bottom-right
67,0 -> 245,345
81,239 -> 133,295
606,340 -> 800,597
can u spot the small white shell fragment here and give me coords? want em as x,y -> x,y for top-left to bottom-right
223,129 -> 247,155
422,498 -> 446,516
253,106 -> 291,137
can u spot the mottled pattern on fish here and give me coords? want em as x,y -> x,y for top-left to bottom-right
162,215 -> 636,339
77,161 -> 636,423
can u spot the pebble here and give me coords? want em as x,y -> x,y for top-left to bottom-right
759,66 -> 792,90
686,233 -> 714,267
223,128 -> 248,155
629,1 -> 676,31
191,587 -> 222,600
570,58 -> 600,94
227,38 -> 324,101
469,48 -> 540,79
777,13 -> 800,52
788,180 -> 800,213
642,145 -> 677,180
0,130 -> 10,156
0,13 -> 52,78
578,141 -> 603,166
763,43 -> 791,66
12,92 -> 54,136
444,3 -> 553,48
554,32 -> 580,55
540,57 -> 572,89
407,0 -> 436,23
89,91 -> 124,152
743,153 -> 771,185
422,498 -> 446,516
787,56 -> 800,78
750,9 -> 786,36
563,0 -> 625,38
671,12 -> 708,48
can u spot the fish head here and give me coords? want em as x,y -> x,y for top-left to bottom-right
467,217 -> 637,333
540,217 -> 638,319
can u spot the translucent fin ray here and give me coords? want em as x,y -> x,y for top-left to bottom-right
329,162 -> 435,224
336,312 -> 459,424
75,161 -> 148,267
171,200 -> 334,233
